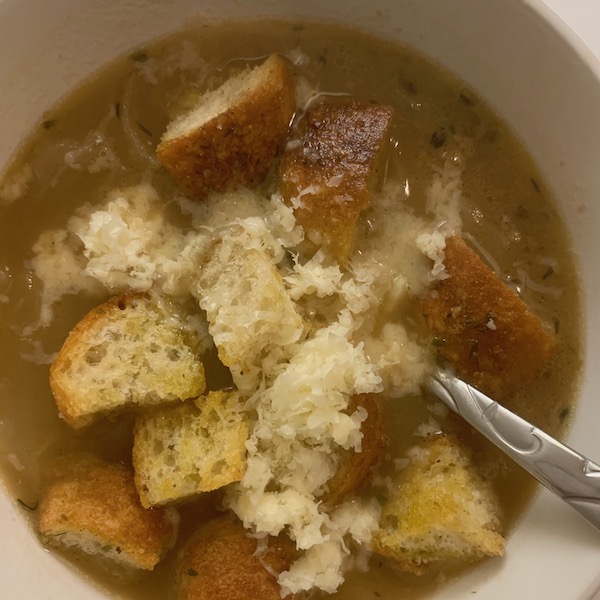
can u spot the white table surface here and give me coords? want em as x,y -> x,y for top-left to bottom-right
541,5 -> 600,600
544,0 -> 600,58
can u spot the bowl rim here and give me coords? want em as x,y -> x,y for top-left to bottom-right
1,0 -> 600,599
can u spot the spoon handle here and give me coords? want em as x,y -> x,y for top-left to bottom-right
425,366 -> 600,533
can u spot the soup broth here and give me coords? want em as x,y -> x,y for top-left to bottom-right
0,19 -> 582,600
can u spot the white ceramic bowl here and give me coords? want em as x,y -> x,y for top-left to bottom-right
1,1 -> 600,598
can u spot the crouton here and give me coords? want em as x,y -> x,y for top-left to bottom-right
324,393 -> 385,506
280,101 -> 394,262
157,54 -> 296,199
38,462 -> 177,571
195,232 -> 305,392
50,293 -> 206,428
420,236 -> 556,398
176,516 -> 295,600
133,390 -> 248,508
373,435 -> 505,574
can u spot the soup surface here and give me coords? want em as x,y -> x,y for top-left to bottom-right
0,19 -> 582,600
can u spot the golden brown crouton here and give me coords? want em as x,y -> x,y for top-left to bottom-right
280,101 -> 394,262
176,516 -> 295,600
49,293 -> 206,428
157,54 -> 295,199
373,435 -> 505,575
38,462 -> 176,571
133,391 -> 249,508
195,231 -> 305,393
420,236 -> 556,398
324,393 -> 385,506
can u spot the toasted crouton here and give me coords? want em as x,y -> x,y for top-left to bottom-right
157,54 -> 295,199
420,236 -> 556,398
133,390 -> 248,508
324,393 -> 385,506
280,101 -> 394,262
195,232 -> 305,392
373,435 -> 505,574
176,516 -> 295,600
38,462 -> 177,571
49,294 -> 206,428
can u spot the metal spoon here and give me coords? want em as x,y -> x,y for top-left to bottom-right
424,366 -> 600,532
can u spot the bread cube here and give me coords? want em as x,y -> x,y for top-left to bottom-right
420,236 -> 556,398
50,293 -> 206,428
195,234 -> 305,392
176,516 -> 295,600
323,393 -> 385,506
157,54 -> 295,199
133,390 -> 248,508
38,462 -> 176,571
280,101 -> 394,262
373,435 -> 505,574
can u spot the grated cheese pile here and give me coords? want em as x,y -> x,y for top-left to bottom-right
227,310 -> 382,594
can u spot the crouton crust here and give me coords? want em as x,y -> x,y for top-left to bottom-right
373,435 -> 505,575
157,54 -> 295,199
38,462 -> 175,571
176,516 -> 295,600
324,393 -> 385,506
421,236 -> 556,398
280,101 -> 393,262
49,293 -> 206,429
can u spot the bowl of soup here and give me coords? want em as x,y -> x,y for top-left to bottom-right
0,0 -> 599,599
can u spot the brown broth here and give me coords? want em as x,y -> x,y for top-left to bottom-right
0,19 -> 583,600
